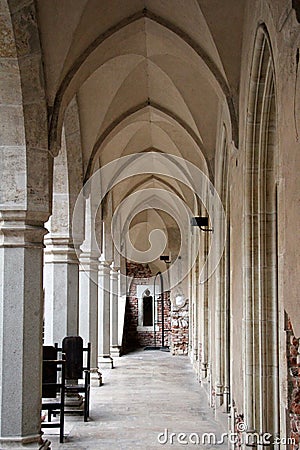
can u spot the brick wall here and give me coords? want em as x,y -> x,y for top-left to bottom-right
287,317 -> 300,449
122,285 -> 139,352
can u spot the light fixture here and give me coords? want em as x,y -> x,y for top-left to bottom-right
190,216 -> 213,232
160,255 -> 170,263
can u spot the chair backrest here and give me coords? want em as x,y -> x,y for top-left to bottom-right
62,336 -> 83,379
42,345 -> 58,398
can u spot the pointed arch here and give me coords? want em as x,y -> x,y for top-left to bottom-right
48,9 -> 238,155
84,102 -> 210,183
243,24 -> 279,440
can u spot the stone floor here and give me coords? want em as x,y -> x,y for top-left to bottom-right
44,350 -> 228,449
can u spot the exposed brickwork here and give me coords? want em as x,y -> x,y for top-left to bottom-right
122,262 -> 172,353
122,288 -> 139,352
170,300 -> 189,355
126,262 -> 152,279
287,317 -> 300,449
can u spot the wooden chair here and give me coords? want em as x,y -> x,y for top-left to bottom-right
56,336 -> 91,422
41,346 -> 65,443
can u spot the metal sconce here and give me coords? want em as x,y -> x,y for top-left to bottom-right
191,216 -> 213,232
160,255 -> 170,263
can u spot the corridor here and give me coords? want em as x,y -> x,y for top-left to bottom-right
1,1 -> 300,447
49,351 -> 227,449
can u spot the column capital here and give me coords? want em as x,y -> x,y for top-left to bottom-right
44,236 -> 79,264
110,266 -> 119,280
110,262 -> 120,271
99,259 -> 112,270
0,210 -> 47,248
79,251 -> 100,271
0,209 -> 50,224
44,235 -> 76,247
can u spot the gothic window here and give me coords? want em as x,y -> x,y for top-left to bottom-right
142,289 -> 153,326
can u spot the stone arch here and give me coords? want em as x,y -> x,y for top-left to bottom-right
44,96 -> 84,346
244,24 -> 279,440
0,0 -> 49,215
84,102 -> 210,183
45,96 -> 84,245
120,174 -> 189,206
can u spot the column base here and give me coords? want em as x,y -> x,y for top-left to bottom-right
223,386 -> 230,413
110,346 -> 121,358
90,367 -> 103,386
98,355 -> 114,369
64,389 -> 84,415
0,435 -> 50,449
215,384 -> 224,408
201,362 -> 208,380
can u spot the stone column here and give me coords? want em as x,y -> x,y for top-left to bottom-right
200,231 -> 209,382
98,260 -> 113,368
118,256 -> 127,349
110,264 -> 121,357
79,252 -> 102,385
0,212 -> 49,448
191,245 -> 199,367
214,264 -> 223,408
44,237 -> 79,345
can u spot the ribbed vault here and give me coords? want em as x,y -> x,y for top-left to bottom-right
36,0 -> 245,268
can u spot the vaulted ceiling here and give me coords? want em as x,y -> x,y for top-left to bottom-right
37,0 -> 245,268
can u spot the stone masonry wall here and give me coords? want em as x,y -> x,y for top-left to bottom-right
170,300 -> 189,355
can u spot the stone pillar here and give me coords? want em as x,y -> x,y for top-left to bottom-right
0,212 -> 49,448
200,231 -> 209,382
191,245 -> 199,367
110,264 -> 121,357
214,266 -> 223,408
79,252 -> 102,385
98,260 -> 113,368
44,237 -> 79,345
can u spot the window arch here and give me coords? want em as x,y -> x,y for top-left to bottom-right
142,289 -> 153,327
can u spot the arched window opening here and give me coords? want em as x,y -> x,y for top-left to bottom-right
143,290 -> 153,327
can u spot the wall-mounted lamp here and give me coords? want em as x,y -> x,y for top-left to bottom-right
190,216 -> 213,232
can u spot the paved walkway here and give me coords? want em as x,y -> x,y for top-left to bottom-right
46,350 -> 227,449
